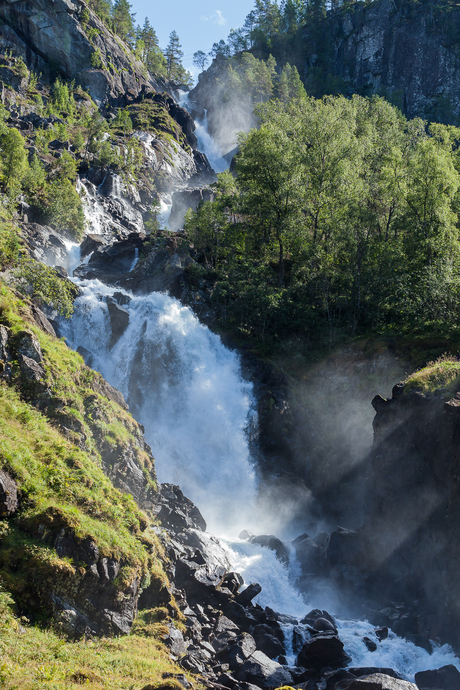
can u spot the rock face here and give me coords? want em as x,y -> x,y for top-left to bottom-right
0,470 -> 18,517
0,0 -> 164,105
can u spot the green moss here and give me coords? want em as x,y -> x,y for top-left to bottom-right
404,355 -> 460,397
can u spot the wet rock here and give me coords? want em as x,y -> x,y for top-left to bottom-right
80,233 -> 107,258
107,299 -> 130,348
296,633 -> 351,671
235,583 -> 262,606
0,470 -> 18,517
236,650 -> 293,688
301,609 -> 338,631
363,637 -> 378,652
249,534 -> 289,565
415,664 -> 460,689
375,627 -> 388,641
222,572 -> 244,595
252,623 -> 285,658
292,532 -> 325,575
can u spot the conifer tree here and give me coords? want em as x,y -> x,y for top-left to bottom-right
164,30 -> 184,81
112,0 -> 135,44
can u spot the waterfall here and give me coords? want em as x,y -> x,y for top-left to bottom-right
179,91 -> 229,173
60,281 -> 257,536
56,92 -> 460,683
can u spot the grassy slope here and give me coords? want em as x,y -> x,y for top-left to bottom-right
0,282 -> 188,689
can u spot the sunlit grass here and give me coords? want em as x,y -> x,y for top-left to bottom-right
404,355 -> 460,396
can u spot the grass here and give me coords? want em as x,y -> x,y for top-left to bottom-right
0,280 -> 172,624
0,587 -> 189,690
403,355 -> 460,397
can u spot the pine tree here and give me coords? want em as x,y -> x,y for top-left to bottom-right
112,0 -> 135,44
164,30 -> 184,81
137,18 -> 166,75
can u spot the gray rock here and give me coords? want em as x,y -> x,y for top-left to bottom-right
236,583 -> 262,606
236,650 -> 293,688
107,300 -> 129,348
0,325 -> 12,380
0,470 -> 18,517
80,233 -> 107,259
17,331 -> 42,362
296,633 -> 351,671
341,674 -> 417,689
19,353 -> 45,381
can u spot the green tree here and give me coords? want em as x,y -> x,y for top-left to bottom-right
112,0 -> 135,43
0,128 -> 28,194
193,50 -> 209,71
164,30 -> 184,81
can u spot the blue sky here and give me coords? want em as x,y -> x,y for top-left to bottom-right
130,0 -> 252,80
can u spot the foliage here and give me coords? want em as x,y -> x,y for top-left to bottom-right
184,95 -> 460,348
14,258 -> 79,317
0,128 -> 28,194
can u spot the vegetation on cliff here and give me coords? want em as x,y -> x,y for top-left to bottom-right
184,94 -> 460,353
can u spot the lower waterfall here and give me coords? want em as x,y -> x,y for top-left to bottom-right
59,273 -> 460,683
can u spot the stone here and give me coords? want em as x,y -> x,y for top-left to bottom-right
235,583 -> 262,606
30,303 -> 56,337
296,634 -> 351,671
252,623 -> 285,658
217,633 -> 257,670
80,233 -> 107,258
236,650 -> 293,688
0,470 -> 18,517
154,483 -> 207,532
107,300 -> 129,348
164,625 -> 188,657
249,534 -> 290,565
415,664 -> 460,689
0,325 -> 12,380
375,627 -> 389,641
363,637 -> 378,652
17,331 -> 42,362
19,353 -> 46,381
340,674 -> 417,689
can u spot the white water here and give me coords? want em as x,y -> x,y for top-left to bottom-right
61,281 -> 257,535
179,91 -> 229,173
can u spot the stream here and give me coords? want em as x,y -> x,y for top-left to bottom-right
57,94 -> 460,684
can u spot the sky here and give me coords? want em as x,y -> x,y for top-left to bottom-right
129,0 -> 253,80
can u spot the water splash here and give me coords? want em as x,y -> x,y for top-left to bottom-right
61,281 -> 257,535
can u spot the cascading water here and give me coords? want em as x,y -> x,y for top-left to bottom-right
57,90 -> 460,683
179,91 -> 229,173
60,281 -> 257,535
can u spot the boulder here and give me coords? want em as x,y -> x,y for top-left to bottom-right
235,583 -> 262,606
236,650 -> 294,688
154,483 -> 206,532
30,303 -> 56,337
17,331 -> 43,362
0,470 -> 18,517
296,633 -> 351,671
415,664 -> 460,689
249,534 -> 289,565
107,300 -> 129,348
340,674 -> 417,689
217,632 -> 257,670
80,233 -> 107,259
19,353 -> 46,381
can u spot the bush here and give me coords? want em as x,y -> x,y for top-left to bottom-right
14,257 -> 79,317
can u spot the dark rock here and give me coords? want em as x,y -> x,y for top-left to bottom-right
349,669 -> 405,680
252,624 -> 285,658
0,325 -> 12,380
164,625 -> 188,657
249,534 -> 289,565
154,483 -> 207,532
162,673 -> 191,689
236,650 -> 293,688
217,633 -> 257,669
296,634 -> 351,671
80,233 -> 107,258
301,609 -> 338,631
30,303 -> 56,337
107,300 -> 129,348
292,532 -> 325,575
363,637 -> 378,652
235,583 -> 262,606
0,470 -> 18,517
113,291 -> 131,306
375,628 -> 388,641
415,664 -> 460,689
